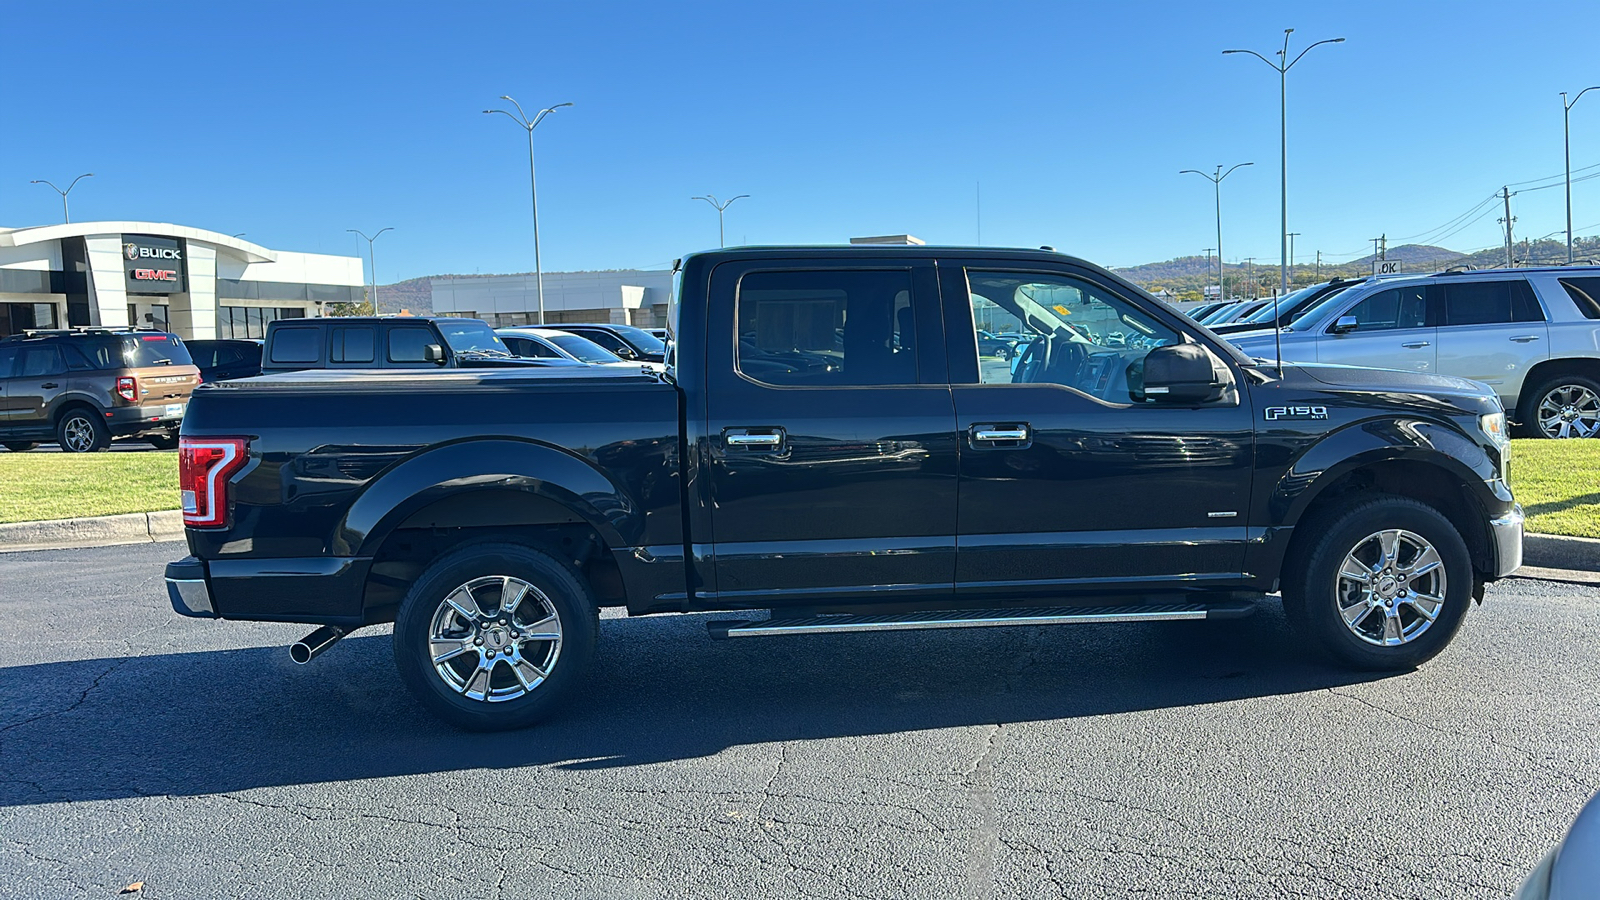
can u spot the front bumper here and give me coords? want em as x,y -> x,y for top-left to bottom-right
1488,504 -> 1524,578
165,556 -> 216,618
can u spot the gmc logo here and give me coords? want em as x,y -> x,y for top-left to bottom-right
1264,405 -> 1329,421
132,268 -> 179,281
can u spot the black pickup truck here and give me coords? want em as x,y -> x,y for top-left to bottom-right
167,246 -> 1523,730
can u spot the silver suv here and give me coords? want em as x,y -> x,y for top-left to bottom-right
1228,267 -> 1600,438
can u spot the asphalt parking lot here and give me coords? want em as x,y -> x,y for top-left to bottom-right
1,543 -> 1596,899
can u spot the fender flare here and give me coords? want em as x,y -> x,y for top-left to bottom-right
333,438 -> 637,558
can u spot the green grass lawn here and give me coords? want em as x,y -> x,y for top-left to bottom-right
0,452 -> 180,524
1510,438 -> 1600,539
0,438 -> 1596,539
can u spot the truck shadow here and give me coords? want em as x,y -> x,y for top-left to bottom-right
0,604 -> 1385,807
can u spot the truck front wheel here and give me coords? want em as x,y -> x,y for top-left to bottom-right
393,542 -> 598,731
1282,497 -> 1474,671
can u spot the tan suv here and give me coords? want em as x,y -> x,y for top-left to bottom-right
0,329 -> 201,452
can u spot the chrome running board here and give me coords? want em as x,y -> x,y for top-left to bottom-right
707,601 -> 1252,640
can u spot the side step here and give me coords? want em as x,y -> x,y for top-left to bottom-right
706,600 -> 1254,640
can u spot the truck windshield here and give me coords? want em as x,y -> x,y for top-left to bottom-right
612,325 -> 666,355
438,320 -> 513,356
547,333 -> 622,364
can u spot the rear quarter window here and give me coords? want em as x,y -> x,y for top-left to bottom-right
270,327 -> 323,364
1559,277 -> 1600,319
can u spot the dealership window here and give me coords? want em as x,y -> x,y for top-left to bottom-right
0,302 -> 58,338
218,306 -> 308,339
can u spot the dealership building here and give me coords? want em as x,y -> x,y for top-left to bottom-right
429,269 -> 674,328
0,221 -> 365,340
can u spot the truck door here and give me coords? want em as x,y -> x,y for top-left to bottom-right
701,259 -> 958,605
942,263 -> 1256,598
1314,284 -> 1437,374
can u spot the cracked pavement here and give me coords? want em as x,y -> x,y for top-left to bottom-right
1,542 -> 1596,898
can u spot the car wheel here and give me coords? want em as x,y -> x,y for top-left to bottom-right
393,542 -> 599,731
146,433 -> 179,451
1523,374 -> 1600,439
2,442 -> 39,452
1281,496 -> 1473,671
56,409 -> 110,453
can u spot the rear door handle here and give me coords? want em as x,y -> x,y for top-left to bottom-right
724,428 -> 785,450
1401,341 -> 1430,349
1510,335 -> 1542,343
40,382 -> 60,389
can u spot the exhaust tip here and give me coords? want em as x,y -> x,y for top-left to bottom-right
290,625 -> 345,665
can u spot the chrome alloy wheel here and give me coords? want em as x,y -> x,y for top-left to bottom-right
1537,384 -> 1600,439
62,415 -> 95,452
1335,529 -> 1448,647
427,575 -> 564,702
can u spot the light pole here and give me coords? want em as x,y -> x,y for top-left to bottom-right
1181,163 -> 1253,301
1225,29 -> 1345,293
347,228 -> 393,314
1563,87 -> 1600,264
1202,248 -> 1215,300
485,96 -> 573,325
29,173 -> 93,224
691,194 -> 749,248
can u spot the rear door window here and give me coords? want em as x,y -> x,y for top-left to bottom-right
330,327 -> 376,364
270,327 -> 323,364
1443,280 -> 1543,326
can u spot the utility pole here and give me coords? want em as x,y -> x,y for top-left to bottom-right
1287,232 -> 1300,281
1202,248 -> 1215,299
1500,187 -> 1516,268
1316,249 -> 1322,279
1244,257 -> 1257,299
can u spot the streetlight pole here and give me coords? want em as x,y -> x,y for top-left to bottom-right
691,194 -> 750,248
347,228 -> 393,314
1563,87 -> 1600,264
1202,248 -> 1215,300
1181,163 -> 1253,301
29,173 -> 94,224
485,96 -> 573,325
1225,29 -> 1345,294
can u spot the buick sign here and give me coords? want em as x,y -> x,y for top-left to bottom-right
122,234 -> 187,294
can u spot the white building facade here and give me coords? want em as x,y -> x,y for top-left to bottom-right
0,222 -> 364,340
429,269 -> 674,328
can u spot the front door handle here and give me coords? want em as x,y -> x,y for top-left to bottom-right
1401,341 -> 1430,349
974,427 -> 1029,441
724,428 -> 785,450
40,382 -> 60,389
970,424 -> 1031,448
1510,335 -> 1542,343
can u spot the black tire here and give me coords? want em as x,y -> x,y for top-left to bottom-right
55,408 -> 110,453
1518,373 -> 1600,440
1281,496 -> 1474,671
393,542 -> 599,731
2,442 -> 39,452
146,432 -> 179,451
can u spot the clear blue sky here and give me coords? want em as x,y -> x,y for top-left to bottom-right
6,1 -> 1600,282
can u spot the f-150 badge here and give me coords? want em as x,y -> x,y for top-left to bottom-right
1264,405 -> 1329,421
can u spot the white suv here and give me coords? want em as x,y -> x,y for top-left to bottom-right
1228,267 -> 1600,438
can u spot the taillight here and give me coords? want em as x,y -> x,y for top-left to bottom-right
179,437 -> 250,528
116,376 -> 138,402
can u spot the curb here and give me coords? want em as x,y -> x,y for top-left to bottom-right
1523,533 -> 1600,573
0,510 -> 184,553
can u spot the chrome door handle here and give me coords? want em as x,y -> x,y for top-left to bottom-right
725,429 -> 784,449
1401,341 -> 1430,349
974,426 -> 1029,442
1510,335 -> 1542,343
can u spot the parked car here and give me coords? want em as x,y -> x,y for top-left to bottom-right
184,339 -> 263,382
1229,267 -> 1600,438
1197,301 -> 1250,324
976,329 -> 1019,359
496,327 -> 655,370
261,317 -> 553,374
167,245 -> 1520,731
554,324 -> 667,363
647,328 -> 668,340
1209,278 -> 1366,335
1184,301 -> 1230,321
1206,300 -> 1271,326
0,328 -> 199,451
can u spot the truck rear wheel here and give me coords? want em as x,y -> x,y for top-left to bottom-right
393,542 -> 598,731
1281,497 -> 1473,671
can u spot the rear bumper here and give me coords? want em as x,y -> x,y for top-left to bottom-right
165,556 -> 215,617
108,403 -> 183,437
1488,504 -> 1524,579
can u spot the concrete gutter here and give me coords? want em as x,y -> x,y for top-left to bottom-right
1523,533 -> 1600,573
0,510 -> 184,553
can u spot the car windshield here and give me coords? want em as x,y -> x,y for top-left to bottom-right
610,325 -> 666,354
547,333 -> 623,364
1285,284 -> 1384,331
438,320 -> 512,355
1236,287 -> 1313,324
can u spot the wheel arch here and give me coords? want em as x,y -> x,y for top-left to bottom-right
1515,357 -> 1600,426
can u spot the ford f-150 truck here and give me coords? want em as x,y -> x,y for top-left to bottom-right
166,246 -> 1523,730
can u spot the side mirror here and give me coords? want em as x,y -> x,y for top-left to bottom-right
1142,343 -> 1226,403
1331,315 -> 1358,334
614,346 -> 638,360
424,343 -> 446,364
